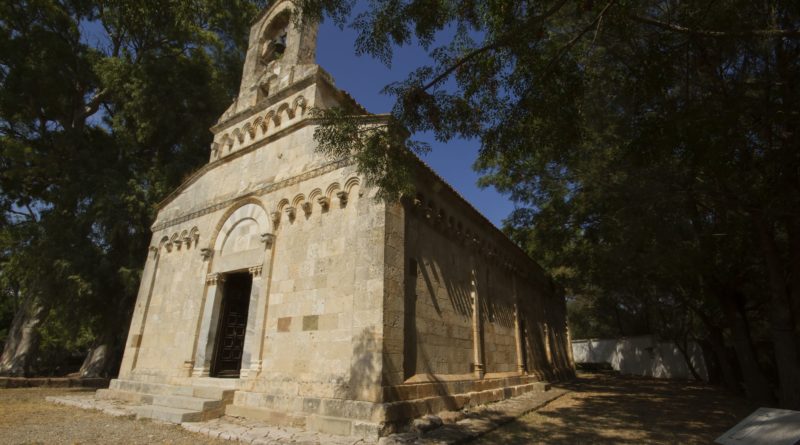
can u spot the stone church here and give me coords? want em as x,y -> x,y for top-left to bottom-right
101,0 -> 574,438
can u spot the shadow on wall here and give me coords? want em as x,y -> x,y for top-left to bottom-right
572,335 -> 708,381
347,327 -> 381,401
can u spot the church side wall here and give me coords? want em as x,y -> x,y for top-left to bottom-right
382,173 -> 574,394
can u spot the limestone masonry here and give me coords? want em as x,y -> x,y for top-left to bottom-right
102,1 -> 575,438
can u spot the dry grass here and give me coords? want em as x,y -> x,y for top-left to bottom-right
0,388 -> 226,445
475,372 -> 753,445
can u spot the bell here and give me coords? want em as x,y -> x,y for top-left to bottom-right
273,33 -> 287,55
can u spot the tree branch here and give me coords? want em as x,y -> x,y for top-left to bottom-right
420,0 -> 573,92
82,89 -> 109,119
421,42 -> 504,91
543,0 -> 617,76
632,15 -> 800,38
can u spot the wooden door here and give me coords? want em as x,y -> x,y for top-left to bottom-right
211,272 -> 252,377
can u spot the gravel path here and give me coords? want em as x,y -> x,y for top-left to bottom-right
0,388 -> 227,445
473,372 -> 753,444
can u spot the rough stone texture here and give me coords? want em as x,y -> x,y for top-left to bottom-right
412,415 -> 443,433
101,0 -> 574,440
378,387 -> 568,445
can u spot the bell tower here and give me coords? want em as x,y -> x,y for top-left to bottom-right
224,0 -> 319,118
208,0 -> 366,164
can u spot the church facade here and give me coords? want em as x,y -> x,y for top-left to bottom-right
103,1 -> 574,438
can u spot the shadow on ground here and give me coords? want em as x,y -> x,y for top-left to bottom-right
474,371 -> 753,445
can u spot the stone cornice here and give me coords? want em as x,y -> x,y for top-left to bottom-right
211,71 -> 324,133
151,158 -> 353,232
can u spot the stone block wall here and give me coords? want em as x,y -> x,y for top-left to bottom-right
381,162 -> 575,403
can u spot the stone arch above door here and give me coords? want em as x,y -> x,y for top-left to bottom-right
211,201 -> 271,273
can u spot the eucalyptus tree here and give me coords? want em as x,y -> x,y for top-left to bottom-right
0,0 -> 265,376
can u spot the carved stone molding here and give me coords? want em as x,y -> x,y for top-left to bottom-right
160,226 -> 200,254
249,360 -> 262,375
260,233 -> 275,249
200,248 -> 213,261
270,211 -> 281,228
206,273 -> 225,286
285,206 -> 296,221
337,191 -> 348,206
317,196 -> 329,211
301,201 -> 312,216
152,159 -> 352,232
249,266 -> 264,277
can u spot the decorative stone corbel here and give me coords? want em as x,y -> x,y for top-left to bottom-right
271,211 -> 281,227
249,265 -> 263,277
337,191 -> 348,207
164,242 -> 174,253
183,234 -> 192,248
285,206 -> 296,221
317,196 -> 330,211
206,273 -> 225,286
301,202 -> 312,216
260,233 -> 275,249
173,238 -> 182,251
200,248 -> 213,261
149,246 -> 159,258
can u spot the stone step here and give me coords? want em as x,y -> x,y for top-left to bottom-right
96,388 -> 153,405
151,394 -> 223,411
109,379 -> 235,400
133,405 -> 203,423
226,404 -> 306,428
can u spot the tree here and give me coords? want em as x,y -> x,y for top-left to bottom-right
0,0 -> 264,376
298,0 -> 800,408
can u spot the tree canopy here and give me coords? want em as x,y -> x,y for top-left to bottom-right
0,0 -> 266,376
299,0 -> 800,408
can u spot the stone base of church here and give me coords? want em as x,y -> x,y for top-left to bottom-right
226,390 -> 386,438
97,367 -> 575,438
381,368 -> 575,430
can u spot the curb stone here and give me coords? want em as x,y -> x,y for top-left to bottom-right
378,387 -> 570,445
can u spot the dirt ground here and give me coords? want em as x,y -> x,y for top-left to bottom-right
0,387 -> 226,445
0,373 -> 754,445
475,372 -> 754,445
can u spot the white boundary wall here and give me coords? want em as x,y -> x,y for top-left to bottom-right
571,335 -> 708,381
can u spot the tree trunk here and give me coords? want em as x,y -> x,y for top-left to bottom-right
673,338 -> 704,381
0,296 -> 47,377
717,290 -> 775,405
704,323 -> 740,392
788,218 -> 800,337
79,343 -> 111,378
757,218 -> 800,409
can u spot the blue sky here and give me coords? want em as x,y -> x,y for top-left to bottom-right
313,21 -> 515,228
80,13 -> 517,228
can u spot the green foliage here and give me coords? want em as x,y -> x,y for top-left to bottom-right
312,108 -> 428,201
301,0 -> 800,406
0,0 -> 264,373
